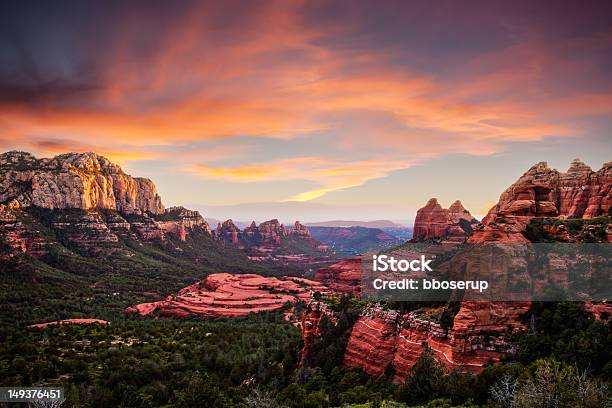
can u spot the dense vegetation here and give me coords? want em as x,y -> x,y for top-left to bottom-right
524,216 -> 611,243
1,210 -> 610,407
2,293 -> 609,407
0,313 -> 302,407
0,208 -> 319,327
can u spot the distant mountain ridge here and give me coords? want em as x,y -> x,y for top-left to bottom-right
306,220 -> 405,228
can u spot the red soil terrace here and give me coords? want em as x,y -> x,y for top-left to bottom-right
127,273 -> 330,318
29,319 -> 110,328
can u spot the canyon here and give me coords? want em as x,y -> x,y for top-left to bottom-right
0,152 -> 325,264
305,159 -> 611,383
308,226 -> 402,254
2,152 -> 610,387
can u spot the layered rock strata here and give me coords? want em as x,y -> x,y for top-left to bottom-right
128,273 -> 330,318
470,160 -> 611,243
343,304 -> 528,383
0,151 -> 163,214
314,259 -> 362,295
0,152 -> 213,256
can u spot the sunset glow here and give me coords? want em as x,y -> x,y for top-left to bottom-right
1,1 -> 611,220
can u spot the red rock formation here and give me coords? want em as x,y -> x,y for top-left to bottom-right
470,160 -> 611,243
291,221 -> 311,237
211,218 -> 327,259
299,301 -> 335,364
258,219 -> 285,244
343,304 -> 528,383
314,259 -> 362,295
583,302 -> 612,321
344,311 -> 399,378
215,219 -> 240,244
127,273 -> 331,318
0,201 -> 48,258
158,206 -> 211,241
243,221 -> 258,236
413,199 -> 478,242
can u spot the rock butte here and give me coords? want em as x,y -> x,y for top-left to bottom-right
127,273 -> 331,318
413,198 -> 478,242
29,319 -> 110,328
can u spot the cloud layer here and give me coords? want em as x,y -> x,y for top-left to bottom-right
1,0 -> 611,206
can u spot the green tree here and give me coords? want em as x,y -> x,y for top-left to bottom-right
395,350 -> 445,404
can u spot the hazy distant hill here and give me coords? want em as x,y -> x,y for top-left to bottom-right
309,226 -> 403,255
306,220 -> 405,228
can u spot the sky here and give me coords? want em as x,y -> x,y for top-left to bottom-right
1,0 -> 611,223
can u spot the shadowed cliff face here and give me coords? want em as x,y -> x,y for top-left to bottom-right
0,151 -> 164,214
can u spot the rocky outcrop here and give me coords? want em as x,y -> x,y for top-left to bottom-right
157,206 -> 211,241
0,151 -> 164,214
299,301 -> 335,364
343,304 -> 527,383
342,160 -> 611,383
413,199 -> 478,242
215,219 -> 240,245
0,200 -> 48,258
128,273 -> 330,318
314,259 -> 362,295
291,221 -> 311,237
258,219 -> 286,244
0,152 -> 217,257
212,218 -> 329,260
470,160 -> 611,243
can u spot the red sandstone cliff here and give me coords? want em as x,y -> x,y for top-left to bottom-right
470,159 -> 611,243
413,198 -> 478,242
343,304 -> 527,383
338,159 -> 611,383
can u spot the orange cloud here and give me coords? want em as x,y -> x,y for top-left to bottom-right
1,1 -> 610,205
189,157 -> 411,201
